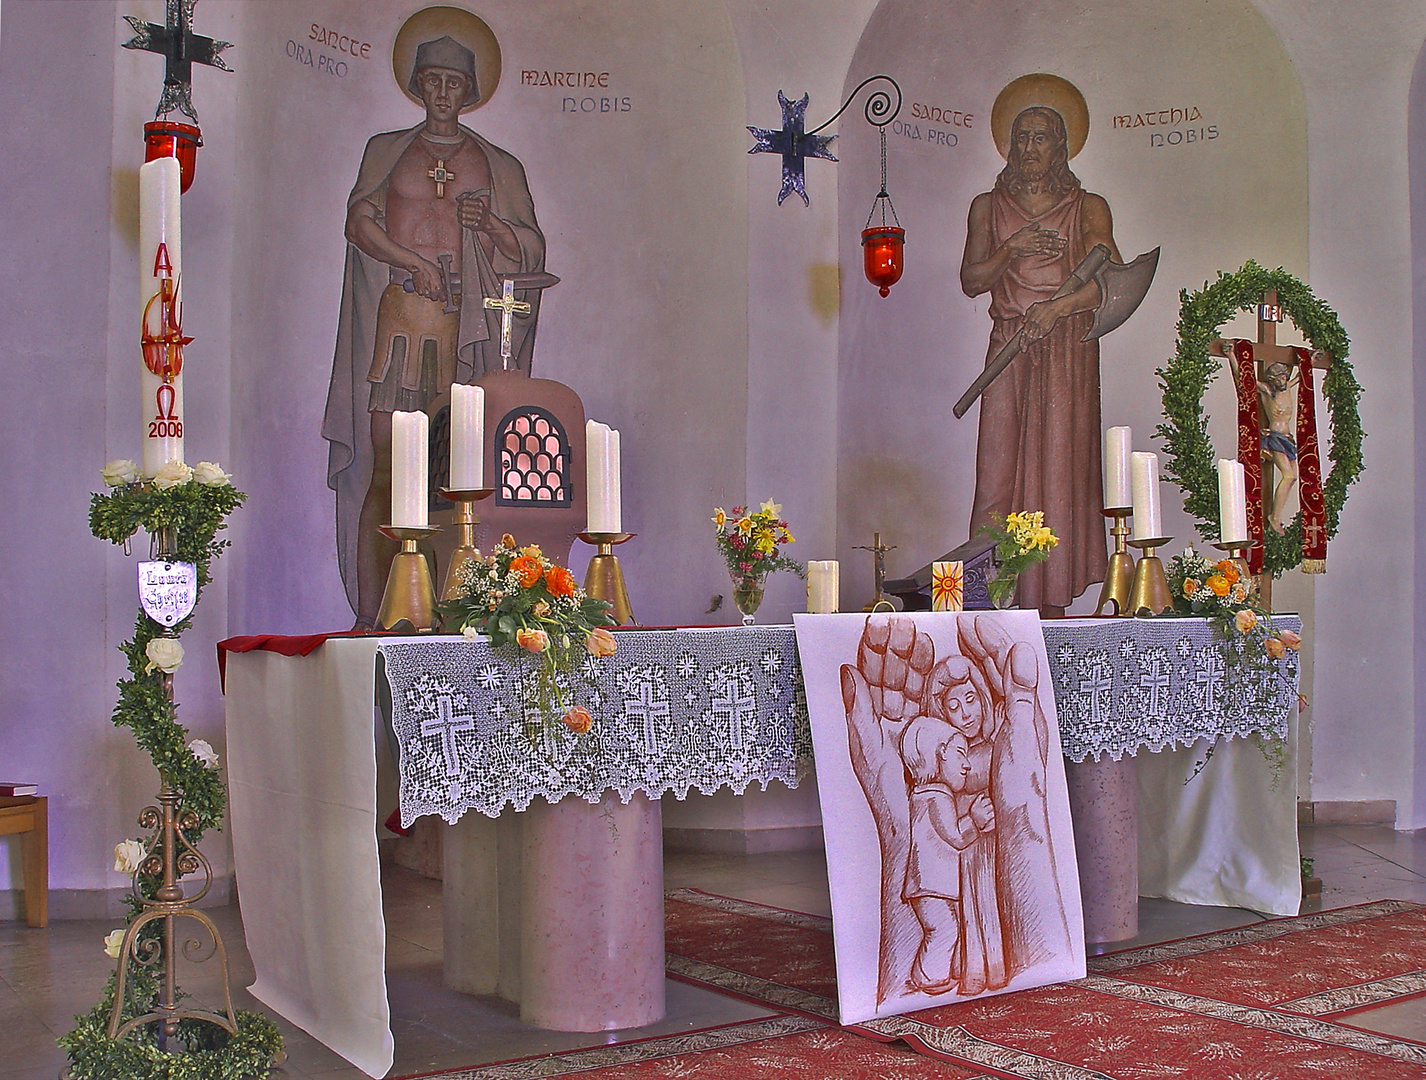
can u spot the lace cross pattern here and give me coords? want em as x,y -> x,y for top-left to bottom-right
381,627 -> 812,824
1043,617 -> 1300,763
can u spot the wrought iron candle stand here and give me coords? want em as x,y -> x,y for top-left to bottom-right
439,487 -> 494,602
578,531 -> 635,625
106,526 -> 237,1047
1095,507 -> 1134,615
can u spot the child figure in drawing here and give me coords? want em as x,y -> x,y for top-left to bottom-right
841,614 -> 1072,1005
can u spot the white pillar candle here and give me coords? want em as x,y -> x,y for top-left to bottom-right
586,420 -> 622,533
391,410 -> 429,529
1130,451 -> 1162,541
1103,425 -> 1132,509
1217,458 -> 1249,545
449,384 -> 484,490
139,157 -> 184,476
807,561 -> 840,613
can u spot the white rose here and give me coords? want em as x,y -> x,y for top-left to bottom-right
151,460 -> 193,490
461,624 -> 480,641
101,459 -> 141,487
144,637 -> 184,675
192,461 -> 232,487
113,838 -> 146,876
188,738 -> 219,770
104,928 -> 126,959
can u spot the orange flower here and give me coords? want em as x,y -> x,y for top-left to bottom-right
1263,637 -> 1286,659
510,556 -> 544,588
1182,578 -> 1201,598
585,627 -> 617,657
545,565 -> 577,597
1207,575 -> 1230,597
1215,560 -> 1239,585
1234,609 -> 1259,634
1278,628 -> 1302,650
520,544 -> 544,559
500,534 -> 517,549
561,705 -> 594,735
515,628 -> 548,653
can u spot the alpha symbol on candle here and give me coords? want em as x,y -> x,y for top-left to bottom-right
141,275 -> 193,381
427,160 -> 456,197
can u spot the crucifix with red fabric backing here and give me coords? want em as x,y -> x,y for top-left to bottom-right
1210,288 -> 1331,583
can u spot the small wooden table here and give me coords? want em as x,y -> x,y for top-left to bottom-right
0,795 -> 47,927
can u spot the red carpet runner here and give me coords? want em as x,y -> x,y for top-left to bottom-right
397,894 -> 1426,1079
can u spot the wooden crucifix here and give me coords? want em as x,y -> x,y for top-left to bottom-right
1209,289 -> 1332,600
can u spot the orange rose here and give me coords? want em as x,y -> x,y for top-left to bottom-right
1215,560 -> 1239,585
500,533 -> 517,549
510,556 -> 544,588
520,544 -> 544,559
1207,575 -> 1230,597
515,628 -> 548,653
585,627 -> 617,657
1263,637 -> 1286,659
1182,578 -> 1201,598
1234,609 -> 1259,634
1278,628 -> 1302,650
561,706 -> 594,735
545,565 -> 577,597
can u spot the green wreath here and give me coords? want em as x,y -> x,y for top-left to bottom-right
1156,261 -> 1364,577
61,467 -> 283,1080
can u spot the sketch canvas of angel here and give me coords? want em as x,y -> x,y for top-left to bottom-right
794,611 -> 1085,1024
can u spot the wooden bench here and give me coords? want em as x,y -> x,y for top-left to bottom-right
0,796 -> 47,927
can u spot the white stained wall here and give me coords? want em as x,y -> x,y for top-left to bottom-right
0,0 -> 1424,907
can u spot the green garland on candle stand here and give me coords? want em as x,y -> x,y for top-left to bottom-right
1155,261 -> 1364,577
61,467 -> 284,1080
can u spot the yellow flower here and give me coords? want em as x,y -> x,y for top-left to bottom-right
1207,575 -> 1230,597
712,508 -> 727,528
735,517 -> 753,535
1182,578 -> 1201,598
520,544 -> 544,559
1234,609 -> 1259,634
755,535 -> 776,554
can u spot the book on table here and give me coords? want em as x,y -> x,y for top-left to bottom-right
0,782 -> 37,797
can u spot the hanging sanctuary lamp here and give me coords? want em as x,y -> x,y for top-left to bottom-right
123,0 -> 233,191
748,74 -> 905,297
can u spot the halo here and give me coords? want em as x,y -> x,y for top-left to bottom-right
393,6 -> 502,113
990,73 -> 1089,160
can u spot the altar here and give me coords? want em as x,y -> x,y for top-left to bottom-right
222,615 -> 1299,1077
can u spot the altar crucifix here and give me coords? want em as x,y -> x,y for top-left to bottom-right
484,279 -> 532,368
1210,289 -> 1332,583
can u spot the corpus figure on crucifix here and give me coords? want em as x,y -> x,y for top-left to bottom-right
323,11 -> 548,627
1257,361 -> 1300,533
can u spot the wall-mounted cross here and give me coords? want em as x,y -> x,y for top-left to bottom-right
123,0 -> 232,122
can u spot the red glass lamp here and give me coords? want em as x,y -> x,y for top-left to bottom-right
144,121 -> 203,193
861,125 -> 903,297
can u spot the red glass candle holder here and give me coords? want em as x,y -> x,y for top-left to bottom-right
862,227 -> 905,297
144,121 -> 203,193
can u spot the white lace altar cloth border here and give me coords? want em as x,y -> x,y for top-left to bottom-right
1044,615 -> 1301,763
380,627 -> 812,824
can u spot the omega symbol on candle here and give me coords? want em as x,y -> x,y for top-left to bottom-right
142,244 -> 190,440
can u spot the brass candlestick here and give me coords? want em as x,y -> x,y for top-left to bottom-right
578,531 -> 635,625
1095,508 -> 1134,616
1126,536 -> 1174,615
377,525 -> 441,631
438,487 -> 494,601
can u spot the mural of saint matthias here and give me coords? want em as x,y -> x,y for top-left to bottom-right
323,14 -> 545,627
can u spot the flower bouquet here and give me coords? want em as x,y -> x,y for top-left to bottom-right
713,500 -> 804,623
1166,548 -> 1301,661
440,535 -> 617,734
980,511 -> 1058,608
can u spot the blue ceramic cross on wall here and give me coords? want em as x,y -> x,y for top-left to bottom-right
748,91 -> 838,206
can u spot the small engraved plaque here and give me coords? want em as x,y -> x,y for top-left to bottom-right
139,561 -> 197,627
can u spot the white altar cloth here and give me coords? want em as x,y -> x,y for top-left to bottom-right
224,638 -> 392,1078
